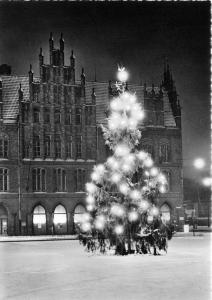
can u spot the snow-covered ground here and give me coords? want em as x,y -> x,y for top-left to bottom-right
0,234 -> 211,300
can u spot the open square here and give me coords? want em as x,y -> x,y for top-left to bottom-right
0,234 -> 211,300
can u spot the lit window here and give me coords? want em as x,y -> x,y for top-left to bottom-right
0,168 -> 9,191
32,168 -> 46,192
53,205 -> 67,224
33,205 -> 46,225
160,203 -> 171,223
163,171 -> 171,192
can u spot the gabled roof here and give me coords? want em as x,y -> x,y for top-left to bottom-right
1,76 -> 29,123
0,76 -> 176,127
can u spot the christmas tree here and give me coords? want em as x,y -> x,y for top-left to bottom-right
78,67 -> 172,255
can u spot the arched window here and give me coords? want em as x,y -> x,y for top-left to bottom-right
74,205 -> 86,224
0,205 -> 8,235
66,137 -> 72,159
65,109 -> 72,125
0,168 -> 9,191
54,109 -> 61,124
53,205 -> 67,225
33,205 -> 46,226
159,140 -> 171,163
44,135 -> 50,157
44,108 -> 50,124
0,136 -> 8,158
76,136 -> 82,159
160,203 -> 171,223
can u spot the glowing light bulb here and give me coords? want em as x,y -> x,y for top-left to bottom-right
111,204 -> 125,217
81,222 -> 91,232
87,204 -> 95,212
130,190 -> 141,201
86,195 -> 95,204
150,206 -> 159,216
144,157 -> 153,168
150,167 -> 159,177
111,173 -> 122,183
202,177 -> 212,186
158,173 -> 167,184
95,215 -> 106,230
137,151 -> 148,161
86,182 -> 97,194
114,225 -> 124,235
159,185 -> 166,193
140,200 -> 149,210
194,158 -> 205,169
147,215 -> 153,223
115,144 -> 130,157
82,213 -> 91,222
117,67 -> 129,82
119,183 -> 129,195
128,211 -> 139,222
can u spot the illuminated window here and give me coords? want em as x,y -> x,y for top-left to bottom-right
33,205 -> 46,225
32,168 -> 46,192
162,170 -> 171,192
74,205 -> 86,224
0,137 -> 8,158
53,205 -> 67,225
160,203 -> 171,223
0,168 -> 9,191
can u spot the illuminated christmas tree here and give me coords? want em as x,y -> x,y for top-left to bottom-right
78,67 -> 172,255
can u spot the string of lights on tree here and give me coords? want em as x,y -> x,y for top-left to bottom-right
78,67 -> 171,255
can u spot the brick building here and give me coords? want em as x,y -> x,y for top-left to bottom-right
0,34 -> 183,235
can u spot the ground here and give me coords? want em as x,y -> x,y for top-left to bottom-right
0,234 -> 211,300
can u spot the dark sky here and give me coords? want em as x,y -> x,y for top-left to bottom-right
0,2 -> 210,178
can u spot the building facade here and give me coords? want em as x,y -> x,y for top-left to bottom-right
0,34 -> 183,235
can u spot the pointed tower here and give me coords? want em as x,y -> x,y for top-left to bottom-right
70,50 -> 75,83
49,32 -> 54,65
28,64 -> 33,84
39,48 -> 44,78
59,33 -> 64,66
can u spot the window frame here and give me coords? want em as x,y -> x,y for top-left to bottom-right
0,168 -> 9,192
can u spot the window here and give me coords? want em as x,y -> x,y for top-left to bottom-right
64,86 -> 69,104
54,110 -> 61,124
55,135 -> 61,158
156,111 -> 164,126
74,205 -> 86,224
160,203 -> 171,223
44,135 -> 50,157
0,168 -> 9,191
66,137 -> 72,158
162,171 -> 171,192
65,110 -> 71,125
33,108 -> 40,123
32,168 -> 46,192
76,136 -> 82,159
33,135 -> 40,157
75,108 -> 81,125
53,205 -> 67,226
159,143 -> 170,163
44,108 -> 50,124
33,86 -> 39,102
75,168 -> 86,191
21,103 -> 29,123
54,168 -> 66,192
33,205 -> 46,226
0,137 -> 8,158
23,141 -> 30,158
64,68 -> 70,84
53,85 -> 60,104
85,106 -> 93,125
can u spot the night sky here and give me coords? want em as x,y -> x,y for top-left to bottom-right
0,2 -> 210,179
